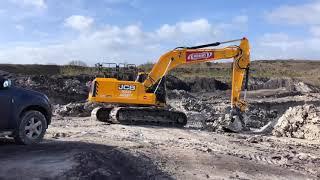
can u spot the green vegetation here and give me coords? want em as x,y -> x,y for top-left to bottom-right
60,65 -> 95,76
139,60 -> 320,86
1,60 -> 320,87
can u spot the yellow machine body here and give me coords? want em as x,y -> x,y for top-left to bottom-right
89,37 -> 250,111
89,78 -> 158,105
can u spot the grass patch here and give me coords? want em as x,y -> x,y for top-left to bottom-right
1,60 -> 320,87
60,65 -> 96,76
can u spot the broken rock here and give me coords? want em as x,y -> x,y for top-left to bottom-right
272,105 -> 320,141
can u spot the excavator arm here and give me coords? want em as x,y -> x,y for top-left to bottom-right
143,37 -> 250,112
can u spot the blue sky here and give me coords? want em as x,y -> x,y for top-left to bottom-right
0,0 -> 319,65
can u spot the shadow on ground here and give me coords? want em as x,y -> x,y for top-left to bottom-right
0,138 -> 172,180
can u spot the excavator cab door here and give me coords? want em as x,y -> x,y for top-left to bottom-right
135,72 -> 148,83
145,76 -> 167,104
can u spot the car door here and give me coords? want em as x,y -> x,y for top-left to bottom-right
0,78 -> 12,130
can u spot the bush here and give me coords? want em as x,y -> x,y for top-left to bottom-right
68,60 -> 87,67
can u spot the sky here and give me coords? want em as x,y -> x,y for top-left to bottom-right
0,0 -> 319,65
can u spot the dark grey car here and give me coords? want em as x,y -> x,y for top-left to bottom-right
0,76 -> 52,145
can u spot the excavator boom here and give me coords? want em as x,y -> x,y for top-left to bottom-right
143,37 -> 250,111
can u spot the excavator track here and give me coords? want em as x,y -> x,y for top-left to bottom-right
91,106 -> 187,127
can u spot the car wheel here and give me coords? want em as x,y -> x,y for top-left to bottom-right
14,110 -> 47,145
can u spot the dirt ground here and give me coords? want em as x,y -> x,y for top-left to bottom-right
0,116 -> 319,180
1,70 -> 320,179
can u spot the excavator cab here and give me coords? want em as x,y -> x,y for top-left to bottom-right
95,62 -> 138,81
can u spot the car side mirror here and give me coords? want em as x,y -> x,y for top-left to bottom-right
2,79 -> 12,89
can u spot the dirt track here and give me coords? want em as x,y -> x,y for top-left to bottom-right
1,116 -> 319,179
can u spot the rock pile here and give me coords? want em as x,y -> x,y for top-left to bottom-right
54,102 -> 101,117
272,105 -> 320,141
167,90 -> 229,130
14,75 -> 93,104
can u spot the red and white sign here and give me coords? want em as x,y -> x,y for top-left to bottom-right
186,51 -> 214,62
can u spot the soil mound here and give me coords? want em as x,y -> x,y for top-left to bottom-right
250,78 -> 319,93
272,105 -> 320,141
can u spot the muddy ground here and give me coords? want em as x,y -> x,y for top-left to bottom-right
0,72 -> 320,179
0,116 -> 319,179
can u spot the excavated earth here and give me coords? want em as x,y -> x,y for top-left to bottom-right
1,73 -> 320,179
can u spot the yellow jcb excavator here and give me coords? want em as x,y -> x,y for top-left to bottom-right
88,37 -> 250,131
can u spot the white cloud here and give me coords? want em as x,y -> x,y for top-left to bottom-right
232,15 -> 248,24
5,0 -> 47,21
156,24 -> 176,39
64,15 -> 94,31
179,19 -> 211,34
254,32 -> 320,60
0,24 -> 158,64
310,26 -> 320,37
266,1 -> 320,25
124,25 -> 143,37
15,24 -> 25,31
0,17 -> 249,64
258,33 -> 295,51
258,1 -> 320,60
10,0 -> 47,9
156,19 -> 218,41
24,0 -> 46,9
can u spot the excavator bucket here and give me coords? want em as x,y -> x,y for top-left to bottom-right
222,107 -> 247,133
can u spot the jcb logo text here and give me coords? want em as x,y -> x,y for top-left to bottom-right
118,84 -> 136,91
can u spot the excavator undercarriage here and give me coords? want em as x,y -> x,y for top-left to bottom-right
92,106 -> 187,126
